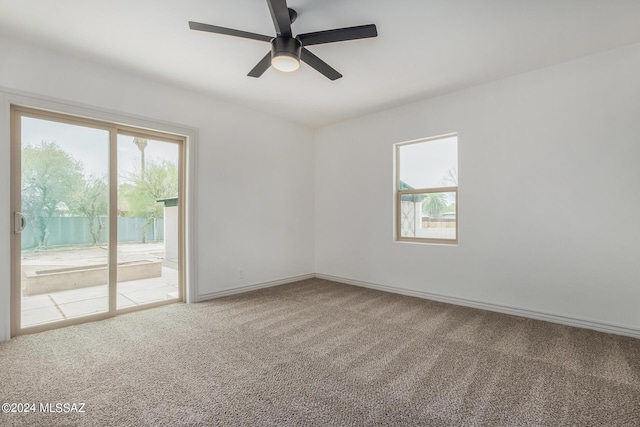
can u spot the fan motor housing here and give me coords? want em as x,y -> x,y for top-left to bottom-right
271,37 -> 302,61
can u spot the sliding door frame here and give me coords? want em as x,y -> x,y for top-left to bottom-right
10,105 -> 188,336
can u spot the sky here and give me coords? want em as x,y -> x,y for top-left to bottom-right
21,116 -> 178,183
398,135 -> 458,189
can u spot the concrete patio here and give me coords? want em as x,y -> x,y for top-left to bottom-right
20,243 -> 180,328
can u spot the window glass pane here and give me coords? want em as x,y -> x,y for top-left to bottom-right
398,136 -> 458,189
116,135 -> 180,309
20,116 -> 110,327
399,191 -> 456,240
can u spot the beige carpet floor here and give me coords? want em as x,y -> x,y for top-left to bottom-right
1,278 -> 639,426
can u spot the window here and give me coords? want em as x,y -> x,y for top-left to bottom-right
395,134 -> 458,244
11,106 -> 187,335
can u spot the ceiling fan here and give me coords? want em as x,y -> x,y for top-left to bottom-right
188,0 -> 377,80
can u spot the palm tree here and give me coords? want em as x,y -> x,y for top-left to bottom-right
422,193 -> 447,218
133,138 -> 148,180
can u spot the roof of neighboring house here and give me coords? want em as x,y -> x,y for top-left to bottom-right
156,197 -> 178,207
399,181 -> 423,202
399,181 -> 413,191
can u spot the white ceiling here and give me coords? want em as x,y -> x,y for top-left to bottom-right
1,0 -> 640,128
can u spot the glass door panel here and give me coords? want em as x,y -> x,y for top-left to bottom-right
19,116 -> 110,328
116,135 -> 180,309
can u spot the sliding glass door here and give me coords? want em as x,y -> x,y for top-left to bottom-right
116,134 -> 182,310
11,106 -> 184,335
16,114 -> 112,328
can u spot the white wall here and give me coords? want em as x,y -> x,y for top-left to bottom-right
0,36 -> 315,341
315,43 -> 640,333
164,206 -> 179,261
3,35 -> 639,342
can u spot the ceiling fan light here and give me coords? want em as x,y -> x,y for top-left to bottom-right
270,37 -> 302,73
271,53 -> 300,72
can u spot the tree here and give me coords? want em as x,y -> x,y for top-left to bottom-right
22,141 -> 84,248
133,138 -> 148,180
119,159 -> 178,243
422,193 -> 448,218
443,168 -> 458,186
72,175 -> 108,245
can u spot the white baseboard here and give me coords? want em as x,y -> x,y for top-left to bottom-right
196,274 -> 315,302
193,272 -> 640,339
314,273 -> 640,339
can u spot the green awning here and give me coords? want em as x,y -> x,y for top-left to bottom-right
156,197 -> 178,207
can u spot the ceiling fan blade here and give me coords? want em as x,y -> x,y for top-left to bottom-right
298,24 -> 378,46
301,48 -> 342,81
247,51 -> 272,78
188,21 -> 272,43
267,0 -> 292,37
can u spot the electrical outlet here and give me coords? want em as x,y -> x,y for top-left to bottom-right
238,268 -> 245,279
